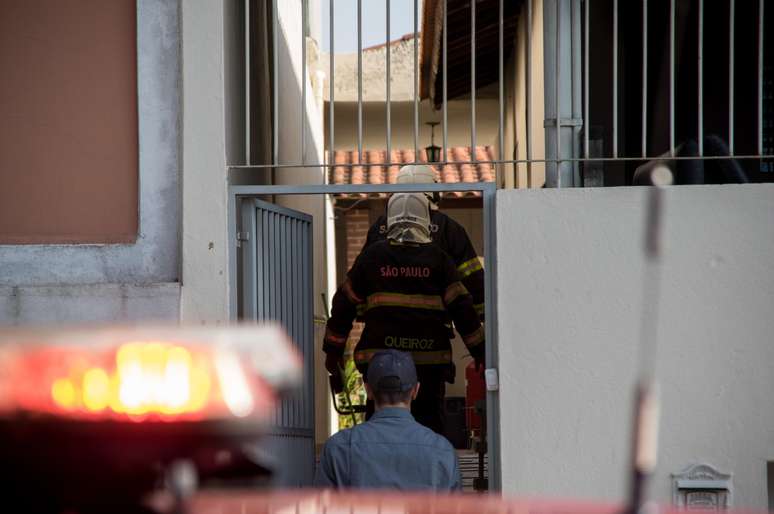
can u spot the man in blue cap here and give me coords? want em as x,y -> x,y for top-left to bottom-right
315,349 -> 462,491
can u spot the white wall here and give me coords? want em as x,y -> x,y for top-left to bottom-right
320,37 -> 418,102
180,0 -> 230,324
496,184 -> 774,508
0,0 -> 181,325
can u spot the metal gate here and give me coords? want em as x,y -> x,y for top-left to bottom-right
239,198 -> 315,487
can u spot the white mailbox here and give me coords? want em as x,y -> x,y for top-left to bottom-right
672,464 -> 732,509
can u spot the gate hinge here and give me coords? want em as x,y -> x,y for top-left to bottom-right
236,231 -> 250,247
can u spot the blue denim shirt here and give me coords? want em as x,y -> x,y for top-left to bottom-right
315,407 -> 462,491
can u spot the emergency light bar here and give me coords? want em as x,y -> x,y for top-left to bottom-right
0,324 -> 302,422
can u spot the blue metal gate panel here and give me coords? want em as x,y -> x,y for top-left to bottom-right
240,198 -> 314,486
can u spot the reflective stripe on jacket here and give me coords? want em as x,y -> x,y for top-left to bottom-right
323,240 -> 483,370
365,210 -> 486,321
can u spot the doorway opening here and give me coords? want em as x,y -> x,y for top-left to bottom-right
228,182 -> 498,490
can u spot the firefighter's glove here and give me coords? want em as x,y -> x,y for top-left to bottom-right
325,353 -> 344,394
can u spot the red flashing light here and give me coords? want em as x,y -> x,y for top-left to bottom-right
0,325 -> 301,423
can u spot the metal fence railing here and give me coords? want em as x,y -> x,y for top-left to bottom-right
230,0 -> 772,188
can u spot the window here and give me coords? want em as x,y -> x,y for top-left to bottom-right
0,0 -> 138,244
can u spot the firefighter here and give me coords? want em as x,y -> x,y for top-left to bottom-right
365,164 -> 485,320
324,192 -> 484,434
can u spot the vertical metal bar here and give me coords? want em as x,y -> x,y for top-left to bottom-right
289,219 -> 295,427
758,0 -> 764,156
240,201 -> 255,319
307,224 -> 312,433
297,220 -> 304,429
613,0 -> 618,158
526,0 -> 533,186
555,0 -> 561,187
642,0 -> 648,158
300,221 -> 307,429
303,220 -> 311,428
329,0 -> 335,166
357,0 -> 363,164
276,213 -> 286,426
572,0 -> 582,185
729,0 -> 735,155
386,0 -> 392,161
285,217 -> 293,424
301,0 -> 307,164
471,0 -> 477,159
272,0 -> 279,165
298,220 -> 304,429
669,0 -> 675,156
262,208 -> 269,320
414,0 -> 419,159
288,219 -> 297,426
293,219 -> 300,425
442,0 -> 448,162
256,206 -> 264,320
266,211 -> 277,426
698,0 -> 703,156
584,0 -> 589,159
268,212 -> 275,320
245,0 -> 251,165
498,0 -> 505,174
292,216 -> 298,426
305,221 -> 313,430
482,183 -> 500,490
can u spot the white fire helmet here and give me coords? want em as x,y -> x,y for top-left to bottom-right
396,164 -> 440,209
386,192 -> 431,244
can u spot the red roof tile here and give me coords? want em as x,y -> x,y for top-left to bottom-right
330,146 -> 495,198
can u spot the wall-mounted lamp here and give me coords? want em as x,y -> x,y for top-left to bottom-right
425,122 -> 442,163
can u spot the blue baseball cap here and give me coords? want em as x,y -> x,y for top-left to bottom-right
366,350 -> 418,393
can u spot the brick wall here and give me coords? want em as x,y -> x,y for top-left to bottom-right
344,209 -> 370,269
342,208 -> 370,354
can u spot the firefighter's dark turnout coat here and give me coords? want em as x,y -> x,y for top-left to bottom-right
323,240 -> 484,374
365,211 -> 485,320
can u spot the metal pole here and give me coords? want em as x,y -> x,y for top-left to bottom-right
556,0 -> 562,187
386,0 -> 391,161
584,0 -> 589,159
626,165 -> 672,514
414,0 -> 419,160
526,0 -> 533,186
443,0 -> 448,163
642,0 -> 648,158
245,0 -> 251,165
758,0 -> 765,156
499,0 -> 505,178
471,0 -> 477,161
572,0 -> 581,185
613,0 -> 618,158
729,0 -> 735,155
669,0 -> 674,157
328,0 -> 334,168
272,0 -> 279,165
357,0 -> 363,164
698,0 -> 703,156
301,0 -> 307,164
